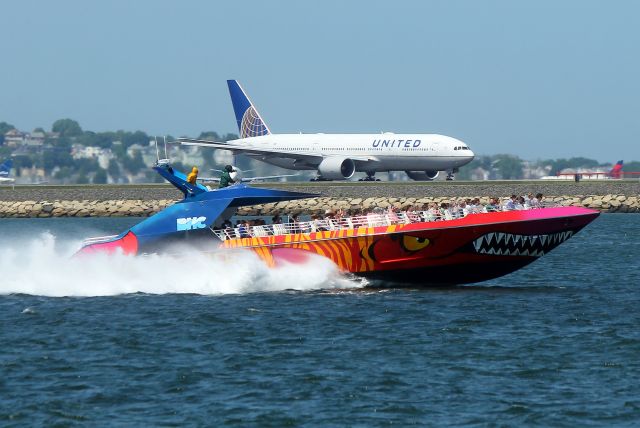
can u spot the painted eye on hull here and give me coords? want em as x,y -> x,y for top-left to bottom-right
401,236 -> 430,252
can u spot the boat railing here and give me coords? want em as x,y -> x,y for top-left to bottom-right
212,203 -> 551,241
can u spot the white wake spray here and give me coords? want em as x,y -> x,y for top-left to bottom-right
0,233 -> 362,297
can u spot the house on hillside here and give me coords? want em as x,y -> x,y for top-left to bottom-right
4,129 -> 27,147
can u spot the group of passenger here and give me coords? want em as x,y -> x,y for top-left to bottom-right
214,193 -> 545,239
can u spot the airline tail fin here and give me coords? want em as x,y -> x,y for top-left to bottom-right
609,160 -> 623,178
227,80 -> 271,139
0,158 -> 12,177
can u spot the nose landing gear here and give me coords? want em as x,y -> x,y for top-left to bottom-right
446,168 -> 459,181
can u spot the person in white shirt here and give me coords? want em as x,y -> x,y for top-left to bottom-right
503,195 -> 517,210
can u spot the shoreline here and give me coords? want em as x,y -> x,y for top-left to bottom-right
0,181 -> 638,217
0,194 -> 637,218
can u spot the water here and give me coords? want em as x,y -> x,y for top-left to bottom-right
1,215 -> 639,426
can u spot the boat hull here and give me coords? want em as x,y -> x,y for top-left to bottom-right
222,207 -> 599,285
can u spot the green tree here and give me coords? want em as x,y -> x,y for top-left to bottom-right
41,148 -> 74,173
622,161 -> 640,174
542,157 -> 600,175
54,166 -> 73,180
107,159 -> 121,179
0,121 -> 15,145
93,168 -> 108,184
52,119 -> 83,137
112,143 -> 126,160
198,131 -> 220,140
122,130 -> 149,148
12,155 -> 33,176
221,133 -> 239,141
76,131 -> 112,148
75,158 -> 100,173
77,172 -> 89,184
122,150 -> 145,174
493,154 -> 523,179
0,146 -> 11,159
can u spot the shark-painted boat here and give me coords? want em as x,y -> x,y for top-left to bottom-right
78,161 -> 599,286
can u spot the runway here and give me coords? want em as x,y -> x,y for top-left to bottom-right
0,180 -> 638,202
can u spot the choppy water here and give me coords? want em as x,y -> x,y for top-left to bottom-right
1,215 -> 639,426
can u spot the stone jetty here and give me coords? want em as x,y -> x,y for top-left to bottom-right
0,194 -> 638,218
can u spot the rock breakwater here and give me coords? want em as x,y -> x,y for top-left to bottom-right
0,194 -> 638,218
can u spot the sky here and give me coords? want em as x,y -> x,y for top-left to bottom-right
1,0 -> 638,162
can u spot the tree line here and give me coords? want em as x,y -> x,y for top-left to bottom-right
1,119 -> 637,182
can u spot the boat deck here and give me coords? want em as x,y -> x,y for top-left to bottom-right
212,205 -> 552,241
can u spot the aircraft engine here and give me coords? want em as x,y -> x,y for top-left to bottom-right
405,170 -> 440,181
318,157 -> 356,180
229,168 -> 243,182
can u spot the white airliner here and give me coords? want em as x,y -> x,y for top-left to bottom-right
179,80 -> 474,181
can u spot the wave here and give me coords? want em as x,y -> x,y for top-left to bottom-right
0,233 -> 362,297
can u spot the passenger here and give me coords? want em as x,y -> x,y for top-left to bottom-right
524,192 -> 533,206
352,210 -> 367,228
219,165 -> 236,188
439,202 -> 449,219
515,196 -> 526,210
324,209 -> 337,230
427,203 -> 440,220
238,220 -> 250,238
503,195 -> 517,210
186,166 -> 199,185
272,214 -> 282,224
447,202 -> 458,219
290,214 -> 302,234
387,206 -> 400,224
531,193 -> 543,208
368,207 -> 386,227
471,198 -> 482,213
457,200 -> 468,217
406,205 -> 421,223
485,198 -> 499,212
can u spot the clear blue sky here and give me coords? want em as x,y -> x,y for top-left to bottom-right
1,0 -> 638,161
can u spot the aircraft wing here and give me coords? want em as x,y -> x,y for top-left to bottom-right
196,176 -> 221,183
178,138 -> 313,158
198,174 -> 298,183
178,138 -> 377,164
240,174 -> 299,182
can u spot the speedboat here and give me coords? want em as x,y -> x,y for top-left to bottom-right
78,161 -> 599,286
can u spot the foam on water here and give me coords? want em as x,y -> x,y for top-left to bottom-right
0,233 -> 362,297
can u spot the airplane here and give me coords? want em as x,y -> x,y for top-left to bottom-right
609,160 -> 624,179
199,166 -> 298,184
0,159 -> 15,185
541,160 -> 630,180
178,80 -> 475,181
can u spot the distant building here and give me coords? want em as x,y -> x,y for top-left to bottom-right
521,161 -> 551,179
71,144 -> 114,168
4,129 -> 27,147
17,166 -> 46,184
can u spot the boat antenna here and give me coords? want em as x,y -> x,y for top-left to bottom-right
154,136 -> 161,163
163,136 -> 169,160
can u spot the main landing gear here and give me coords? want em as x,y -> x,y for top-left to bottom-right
446,168 -> 458,181
358,171 -> 381,182
310,176 -> 333,182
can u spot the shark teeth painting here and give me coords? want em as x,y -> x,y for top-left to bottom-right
471,231 -> 574,257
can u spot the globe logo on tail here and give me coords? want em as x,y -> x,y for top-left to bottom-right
240,106 -> 269,138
